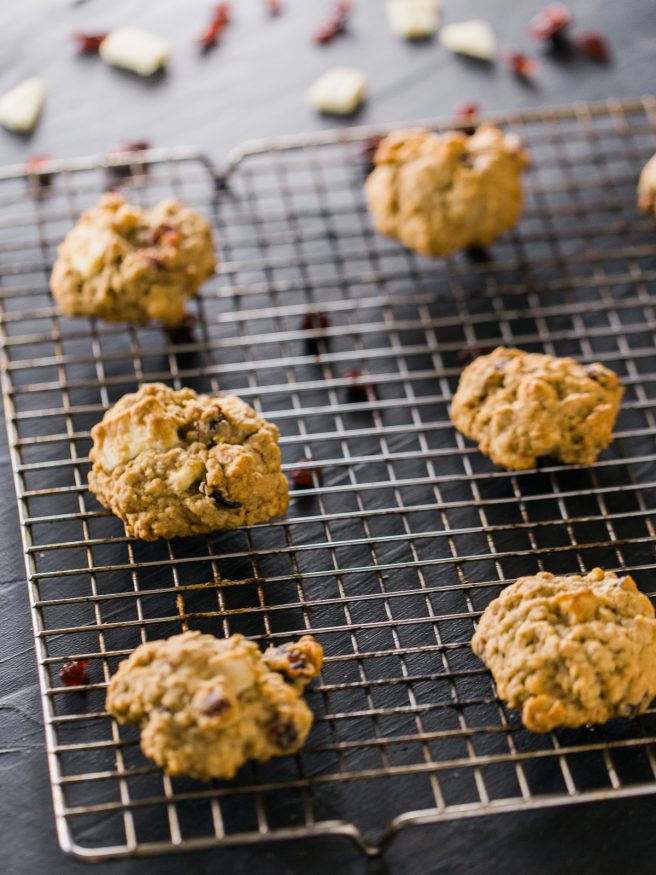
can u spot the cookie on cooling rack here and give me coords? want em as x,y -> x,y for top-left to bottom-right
364,124 -> 527,258
472,568 -> 656,733
638,153 -> 656,215
49,193 -> 216,326
449,346 -> 623,470
88,383 -> 289,540
106,631 -> 323,780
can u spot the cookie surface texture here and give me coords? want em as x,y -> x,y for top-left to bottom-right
88,383 -> 289,540
449,346 -> 623,469
472,568 -> 656,732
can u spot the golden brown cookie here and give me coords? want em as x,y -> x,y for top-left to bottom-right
106,631 -> 323,780
88,383 -> 289,540
364,123 -> 527,257
50,193 -> 216,325
449,346 -> 623,469
638,153 -> 656,215
472,569 -> 656,733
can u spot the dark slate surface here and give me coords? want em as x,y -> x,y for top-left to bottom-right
0,1 -> 655,873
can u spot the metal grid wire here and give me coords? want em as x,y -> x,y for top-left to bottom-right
1,97 -> 656,861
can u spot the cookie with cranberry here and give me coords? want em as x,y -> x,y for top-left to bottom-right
88,383 -> 289,540
50,193 -> 215,326
472,568 -> 656,732
450,346 -> 623,469
364,124 -> 527,257
106,631 -> 323,780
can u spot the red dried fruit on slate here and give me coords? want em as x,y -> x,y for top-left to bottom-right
25,154 -> 54,193
342,368 -> 376,399
573,31 -> 610,60
301,311 -> 331,331
290,458 -> 324,489
106,141 -> 150,186
59,659 -> 89,687
457,346 -> 494,367
265,0 -> 283,15
529,4 -> 572,41
198,3 -> 231,49
72,32 -> 108,54
454,102 -> 479,123
313,1 -> 351,45
505,50 -> 537,78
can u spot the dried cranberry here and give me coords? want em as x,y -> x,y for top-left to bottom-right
504,50 -> 537,78
59,659 -> 89,687
342,368 -> 376,400
200,482 -> 242,508
313,1 -> 351,44
72,32 -> 108,54
202,690 -> 231,716
301,311 -> 331,331
25,154 -> 54,194
529,4 -> 572,41
198,3 -> 231,49
106,141 -> 151,186
137,250 -> 166,270
357,137 -> 381,174
265,0 -> 283,14
573,31 -> 610,60
185,408 -> 226,443
290,458 -> 324,489
457,346 -> 494,367
302,311 -> 331,355
454,102 -> 480,134
268,717 -> 299,750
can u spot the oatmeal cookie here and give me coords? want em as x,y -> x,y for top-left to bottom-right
449,346 -> 623,469
638,153 -> 656,215
472,568 -> 656,732
50,193 -> 216,325
364,124 -> 527,257
106,631 -> 323,780
88,383 -> 289,540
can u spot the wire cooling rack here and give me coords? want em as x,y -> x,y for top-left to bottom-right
1,97 -> 656,861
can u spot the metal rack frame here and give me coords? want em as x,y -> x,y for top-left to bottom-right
1,97 -> 656,861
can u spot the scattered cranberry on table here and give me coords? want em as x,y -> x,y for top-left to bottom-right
529,4 -> 572,42
106,141 -> 151,186
25,154 -> 54,194
313,1 -> 352,45
59,659 -> 90,687
290,458 -> 324,489
264,0 -> 283,15
198,3 -> 231,50
504,50 -> 537,79
453,102 -> 480,134
342,368 -> 376,400
573,31 -> 611,60
72,32 -> 108,54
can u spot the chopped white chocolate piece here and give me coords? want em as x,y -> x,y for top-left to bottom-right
0,78 -> 46,133
440,19 -> 496,61
308,67 -> 366,116
387,0 -> 441,39
99,27 -> 171,77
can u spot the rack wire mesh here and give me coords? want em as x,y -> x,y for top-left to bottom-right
1,97 -> 656,861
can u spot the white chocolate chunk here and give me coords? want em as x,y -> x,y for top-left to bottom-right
387,0 -> 441,39
69,227 -> 114,279
99,27 -> 171,77
0,78 -> 46,132
308,67 -> 366,116
440,19 -> 496,61
170,459 -> 205,493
